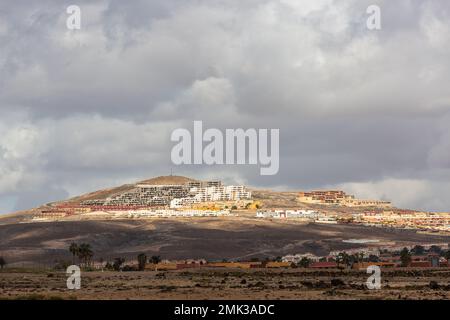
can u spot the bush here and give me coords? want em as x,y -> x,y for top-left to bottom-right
122,265 -> 137,272
113,257 -> 125,271
331,278 -> 345,287
429,281 -> 440,290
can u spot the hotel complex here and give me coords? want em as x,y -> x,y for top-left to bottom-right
34,180 -> 252,220
80,180 -> 251,208
298,190 -> 392,208
30,178 -> 449,233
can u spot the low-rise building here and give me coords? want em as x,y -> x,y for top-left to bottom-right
265,262 -> 292,268
282,253 -> 321,264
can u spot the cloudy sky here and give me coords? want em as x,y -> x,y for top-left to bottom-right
1,0 -> 450,213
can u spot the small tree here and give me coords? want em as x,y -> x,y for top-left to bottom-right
105,261 -> 113,270
336,252 -> 350,268
400,248 -> 411,267
429,245 -> 442,255
412,245 -> 425,255
0,257 -> 6,269
113,257 -> 125,271
298,257 -> 311,268
137,253 -> 147,271
353,252 -> 364,263
150,255 -> 161,264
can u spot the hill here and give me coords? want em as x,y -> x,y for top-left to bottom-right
0,175 -> 200,223
1,175 -> 449,267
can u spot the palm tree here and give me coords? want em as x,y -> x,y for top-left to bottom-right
69,243 -> 79,265
0,257 -> 6,270
137,253 -> 147,271
77,243 -> 94,268
400,248 -> 411,267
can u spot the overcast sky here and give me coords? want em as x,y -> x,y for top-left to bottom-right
1,0 -> 450,213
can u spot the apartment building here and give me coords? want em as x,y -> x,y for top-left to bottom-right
81,180 -> 251,209
356,211 -> 450,231
189,185 -> 251,202
298,190 -> 391,208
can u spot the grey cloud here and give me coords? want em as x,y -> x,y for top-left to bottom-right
1,0 -> 450,212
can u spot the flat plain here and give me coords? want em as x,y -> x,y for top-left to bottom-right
1,268 -> 449,300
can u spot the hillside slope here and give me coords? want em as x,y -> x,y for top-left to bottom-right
0,175 -> 199,221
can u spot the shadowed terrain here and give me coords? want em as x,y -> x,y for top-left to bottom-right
1,216 -> 449,266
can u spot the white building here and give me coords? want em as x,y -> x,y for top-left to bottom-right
120,209 -> 231,218
170,196 -> 201,208
282,253 -> 321,264
329,248 -> 380,258
190,185 -> 251,202
256,209 -> 319,219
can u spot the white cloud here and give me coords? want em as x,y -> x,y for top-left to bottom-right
334,178 -> 450,212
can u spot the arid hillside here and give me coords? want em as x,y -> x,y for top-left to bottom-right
1,175 -> 446,268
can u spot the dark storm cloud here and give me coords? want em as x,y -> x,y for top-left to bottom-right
1,0 -> 450,212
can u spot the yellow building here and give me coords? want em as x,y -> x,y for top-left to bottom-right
265,262 -> 292,268
145,263 -> 178,271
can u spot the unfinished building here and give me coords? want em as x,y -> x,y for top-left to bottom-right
80,180 -> 251,209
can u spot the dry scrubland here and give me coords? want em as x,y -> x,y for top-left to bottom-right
1,268 -> 449,300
